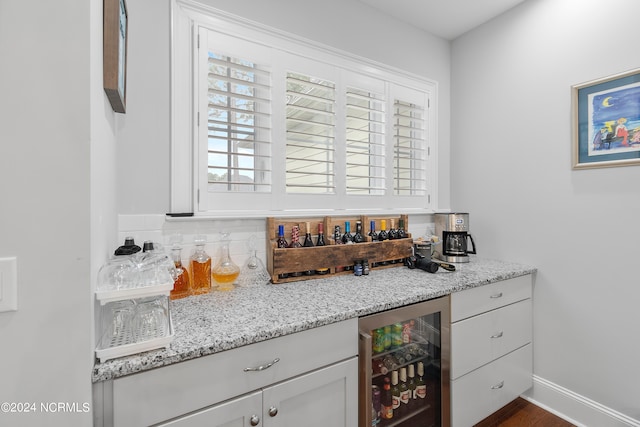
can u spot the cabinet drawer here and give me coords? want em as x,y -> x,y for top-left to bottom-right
451,343 -> 532,427
109,318 -> 358,427
451,275 -> 531,322
451,299 -> 531,379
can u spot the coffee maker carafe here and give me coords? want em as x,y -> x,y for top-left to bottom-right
434,213 -> 476,263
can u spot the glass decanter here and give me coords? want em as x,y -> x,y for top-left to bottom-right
212,232 -> 240,291
238,234 -> 270,287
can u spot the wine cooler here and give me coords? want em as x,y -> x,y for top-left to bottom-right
359,296 -> 450,427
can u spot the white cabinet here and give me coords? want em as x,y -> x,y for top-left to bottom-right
450,275 -> 533,427
93,318 -> 358,427
157,358 -> 357,427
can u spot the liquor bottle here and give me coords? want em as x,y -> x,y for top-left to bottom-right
407,363 -> 417,410
170,245 -> 191,300
342,222 -> 354,270
388,218 -> 399,240
342,221 -> 354,244
288,225 -> 303,277
368,220 -> 378,242
212,232 -> 240,291
114,237 -> 141,256
302,222 -> 315,276
378,220 -> 389,265
380,377 -> 394,421
399,367 -> 411,415
398,218 -> 408,239
276,225 -> 289,279
378,220 -> 389,241
142,240 -> 154,252
190,236 -> 211,294
353,221 -> 365,243
390,370 -> 401,415
333,225 -> 344,273
415,362 -> 427,401
315,223 -> 329,275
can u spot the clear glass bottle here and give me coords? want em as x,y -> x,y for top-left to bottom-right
212,232 -> 240,291
190,235 -> 211,294
170,245 -> 191,300
239,234 -> 270,286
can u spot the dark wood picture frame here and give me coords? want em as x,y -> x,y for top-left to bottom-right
103,0 -> 128,113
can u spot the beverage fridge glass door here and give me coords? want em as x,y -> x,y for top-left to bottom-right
359,296 -> 450,427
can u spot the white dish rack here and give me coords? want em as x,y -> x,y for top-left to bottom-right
95,282 -> 175,363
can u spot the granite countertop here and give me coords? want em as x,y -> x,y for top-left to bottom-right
92,257 -> 535,383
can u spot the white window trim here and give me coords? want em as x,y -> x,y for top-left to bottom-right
170,0 -> 439,218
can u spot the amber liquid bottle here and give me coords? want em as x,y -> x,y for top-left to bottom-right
381,376 -> 394,421
170,246 -> 191,300
190,237 -> 211,294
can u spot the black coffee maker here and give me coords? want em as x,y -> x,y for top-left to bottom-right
434,213 -> 476,263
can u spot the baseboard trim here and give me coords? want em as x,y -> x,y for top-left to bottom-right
522,375 -> 640,427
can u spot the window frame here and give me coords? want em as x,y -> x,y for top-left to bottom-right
171,0 -> 439,217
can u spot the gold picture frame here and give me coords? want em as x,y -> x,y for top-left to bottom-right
572,68 -> 640,169
103,0 -> 128,113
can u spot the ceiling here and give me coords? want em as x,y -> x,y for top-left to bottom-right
358,0 -> 526,40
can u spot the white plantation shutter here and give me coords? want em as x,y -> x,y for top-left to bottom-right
285,72 -> 336,194
345,87 -> 385,195
175,11 -> 437,215
393,96 -> 428,196
206,53 -> 271,192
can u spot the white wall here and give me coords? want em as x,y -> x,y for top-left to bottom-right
451,0 -> 640,424
116,0 -> 452,215
0,0 -> 111,425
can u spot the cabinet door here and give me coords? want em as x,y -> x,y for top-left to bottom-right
451,344 -> 532,427
262,357 -> 358,427
451,299 -> 532,379
156,391 -> 262,427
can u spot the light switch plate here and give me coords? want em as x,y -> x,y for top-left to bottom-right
0,257 -> 18,312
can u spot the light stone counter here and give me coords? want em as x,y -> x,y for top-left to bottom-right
92,256 -> 535,382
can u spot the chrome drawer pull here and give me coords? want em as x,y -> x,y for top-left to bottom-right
250,415 -> 260,426
490,292 -> 503,299
490,331 -> 504,339
491,381 -> 505,390
244,358 -> 280,372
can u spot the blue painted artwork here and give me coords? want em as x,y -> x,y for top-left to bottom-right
587,82 -> 640,156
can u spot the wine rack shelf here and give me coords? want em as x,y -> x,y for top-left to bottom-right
266,215 -> 413,284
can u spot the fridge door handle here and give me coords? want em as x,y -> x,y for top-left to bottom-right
359,330 -> 373,427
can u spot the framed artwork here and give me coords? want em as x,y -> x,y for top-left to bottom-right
572,68 -> 640,169
103,0 -> 128,113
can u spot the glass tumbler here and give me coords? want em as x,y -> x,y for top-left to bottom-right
133,297 -> 169,343
101,300 -> 135,349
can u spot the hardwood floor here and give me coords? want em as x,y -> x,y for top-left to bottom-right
473,398 -> 575,427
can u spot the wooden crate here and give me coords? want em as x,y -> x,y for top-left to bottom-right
266,215 -> 413,284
